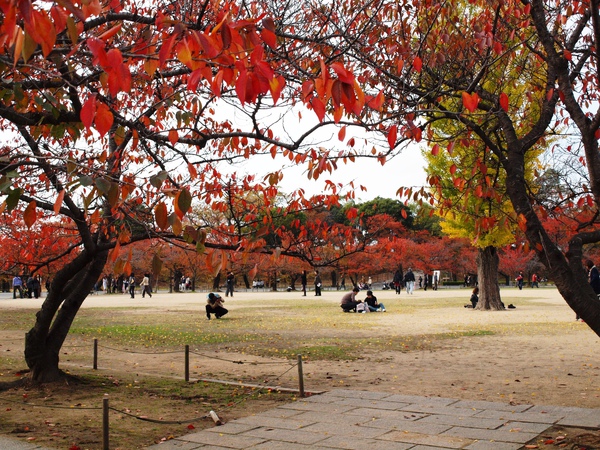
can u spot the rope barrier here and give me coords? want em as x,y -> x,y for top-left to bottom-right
96,344 -> 183,355
109,406 -> 210,424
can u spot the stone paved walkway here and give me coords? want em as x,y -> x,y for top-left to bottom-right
143,389 -> 600,449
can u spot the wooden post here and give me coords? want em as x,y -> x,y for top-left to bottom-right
185,345 -> 189,382
102,394 -> 109,450
297,354 -> 305,398
93,339 -> 98,370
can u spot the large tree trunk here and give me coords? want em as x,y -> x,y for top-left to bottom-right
24,249 -> 108,383
475,246 -> 504,310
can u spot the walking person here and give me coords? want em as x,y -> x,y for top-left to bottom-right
403,268 -> 416,294
225,271 -> 235,297
141,274 -> 152,298
314,270 -> 322,296
301,270 -> 307,296
12,275 -> 23,299
128,273 -> 136,299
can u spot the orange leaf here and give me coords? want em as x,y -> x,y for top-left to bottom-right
168,129 -> 179,146
24,201 -> 37,228
155,202 -> 168,230
338,126 -> 346,142
462,92 -> 479,112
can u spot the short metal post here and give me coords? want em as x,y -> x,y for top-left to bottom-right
185,345 -> 190,382
102,394 -> 109,450
297,354 -> 305,398
93,339 -> 98,370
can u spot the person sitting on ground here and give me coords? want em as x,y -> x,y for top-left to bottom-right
364,290 -> 386,312
470,287 -> 479,309
206,292 -> 228,320
340,286 -> 362,312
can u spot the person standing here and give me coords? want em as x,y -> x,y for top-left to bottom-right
141,274 -> 152,298
301,270 -> 307,296
225,271 -> 235,297
404,268 -> 415,294
128,273 -> 136,299
12,275 -> 23,299
393,269 -> 403,294
314,270 -> 322,296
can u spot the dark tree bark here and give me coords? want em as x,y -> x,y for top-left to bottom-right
475,246 -> 504,310
24,249 -> 108,383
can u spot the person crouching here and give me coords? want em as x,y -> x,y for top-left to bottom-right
340,287 -> 362,312
206,292 -> 228,320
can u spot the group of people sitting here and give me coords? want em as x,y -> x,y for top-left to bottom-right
340,287 -> 386,313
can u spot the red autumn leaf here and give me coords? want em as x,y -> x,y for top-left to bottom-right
462,91 -> 480,112
413,56 -> 422,72
338,126 -> 346,142
261,28 -> 277,49
367,91 -> 385,111
87,37 -> 108,67
24,200 -> 37,228
499,92 -> 509,112
310,97 -> 326,122
564,49 -> 571,61
94,102 -> 114,136
431,144 -> 440,156
330,62 -> 354,84
387,125 -> 397,149
31,10 -> 56,57
159,34 -> 176,67
187,424 -> 195,430
401,209 -> 408,219
80,96 -> 96,129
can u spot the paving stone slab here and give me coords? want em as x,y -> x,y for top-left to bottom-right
383,394 -> 459,407
278,401 -> 356,414
298,421 -> 388,439
232,414 -> 318,430
0,438 -> 55,450
451,400 -> 532,413
333,397 -> 411,410
416,413 -> 507,429
442,426 -> 539,444
464,441 -> 523,450
341,407 -> 427,421
400,403 -> 483,417
317,434 -> 414,450
179,431 -> 268,448
205,422 -> 261,435
242,426 -> 331,445
378,429 -> 474,448
364,417 -> 452,434
144,440 -> 206,449
323,390 -> 391,400
497,421 -> 552,434
474,409 -> 564,424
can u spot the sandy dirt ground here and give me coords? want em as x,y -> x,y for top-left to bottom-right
1,286 -> 599,410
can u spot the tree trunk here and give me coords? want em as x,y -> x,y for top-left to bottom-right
475,246 -> 504,310
25,249 -> 108,383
